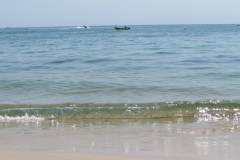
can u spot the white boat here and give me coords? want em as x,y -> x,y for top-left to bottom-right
76,25 -> 90,29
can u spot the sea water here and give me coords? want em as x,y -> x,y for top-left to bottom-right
0,25 -> 240,159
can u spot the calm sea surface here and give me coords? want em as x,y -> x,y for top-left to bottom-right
1,24 -> 240,104
0,25 -> 240,159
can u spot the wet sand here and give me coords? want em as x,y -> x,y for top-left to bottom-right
0,150 -> 200,160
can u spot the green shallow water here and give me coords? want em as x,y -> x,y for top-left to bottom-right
1,101 -> 239,120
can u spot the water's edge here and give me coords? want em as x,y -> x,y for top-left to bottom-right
1,100 -> 239,121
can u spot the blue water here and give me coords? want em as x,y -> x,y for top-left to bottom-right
1,24 -> 240,104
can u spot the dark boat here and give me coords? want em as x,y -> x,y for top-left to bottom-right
114,26 -> 130,30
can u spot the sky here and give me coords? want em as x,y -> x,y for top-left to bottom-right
1,0 -> 240,28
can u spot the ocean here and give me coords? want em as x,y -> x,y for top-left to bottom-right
0,24 -> 240,159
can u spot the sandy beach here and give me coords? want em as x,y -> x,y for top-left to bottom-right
0,150 -> 201,160
0,151 -> 138,160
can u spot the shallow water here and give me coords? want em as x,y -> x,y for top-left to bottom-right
1,116 -> 240,159
0,101 -> 240,159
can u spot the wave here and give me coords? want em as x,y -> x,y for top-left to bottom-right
155,51 -> 179,55
46,59 -> 76,64
0,113 -> 44,122
84,58 -> 112,63
0,100 -> 239,122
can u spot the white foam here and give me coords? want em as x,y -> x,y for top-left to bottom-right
0,113 -> 44,122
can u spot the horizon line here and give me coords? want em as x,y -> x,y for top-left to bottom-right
1,23 -> 240,29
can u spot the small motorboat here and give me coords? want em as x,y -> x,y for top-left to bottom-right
114,26 -> 130,30
76,25 -> 89,28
